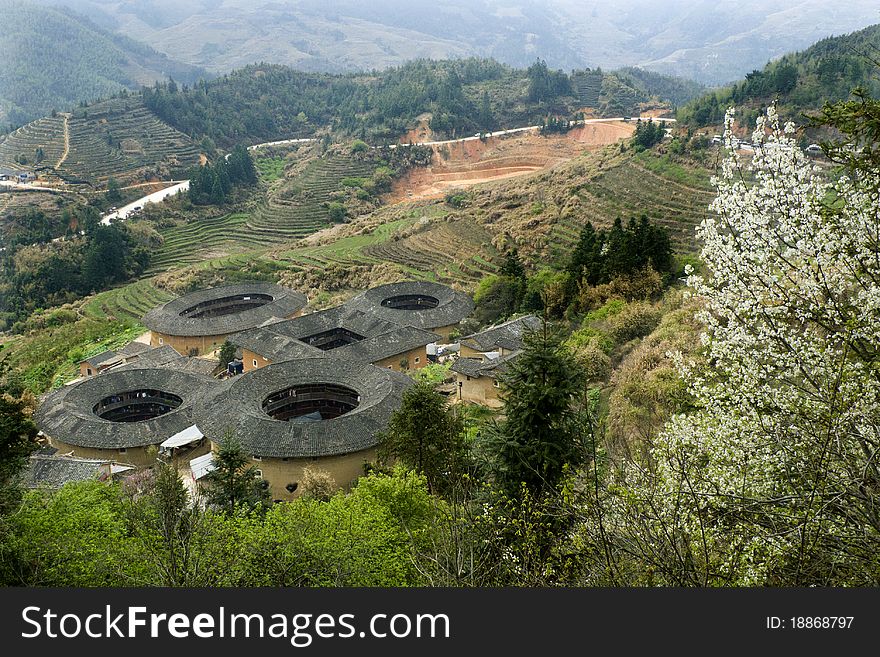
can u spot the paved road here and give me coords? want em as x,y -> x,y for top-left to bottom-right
101,180 -> 189,224
101,137 -> 317,225
96,119 -> 673,224
0,180 -> 63,193
247,138 -> 316,150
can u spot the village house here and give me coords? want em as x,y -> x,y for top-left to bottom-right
452,314 -> 541,406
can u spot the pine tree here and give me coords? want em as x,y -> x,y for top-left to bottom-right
202,436 -> 270,514
486,321 -> 587,495
0,395 -> 38,514
567,221 -> 599,294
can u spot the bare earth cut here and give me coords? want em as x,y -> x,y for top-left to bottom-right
388,119 -> 636,203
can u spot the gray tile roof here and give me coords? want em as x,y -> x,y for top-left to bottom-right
24,455 -> 110,489
345,281 -> 474,330
119,341 -> 152,356
451,351 -> 521,380
333,326 -> 439,363
81,349 -> 120,368
231,306 -> 438,365
232,327 -> 324,362
142,282 -> 307,337
460,314 -> 542,353
197,357 -> 413,458
35,368 -> 217,449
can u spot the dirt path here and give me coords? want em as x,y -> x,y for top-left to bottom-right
54,115 -> 70,169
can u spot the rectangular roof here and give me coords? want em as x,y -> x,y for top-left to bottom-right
190,452 -> 216,480
451,351 -> 521,380
160,424 -> 204,449
460,314 -> 541,353
232,307 -> 439,366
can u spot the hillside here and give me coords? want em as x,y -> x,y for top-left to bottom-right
41,0 -> 880,85
0,97 -> 201,185
140,59 -> 685,148
0,138 -> 713,391
0,0 -> 205,128
144,139 -> 712,294
681,22 -> 880,127
1,57 -> 686,188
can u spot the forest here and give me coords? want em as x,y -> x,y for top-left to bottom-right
138,57 -> 688,147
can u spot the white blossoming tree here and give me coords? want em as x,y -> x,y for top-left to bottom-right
602,105 -> 880,586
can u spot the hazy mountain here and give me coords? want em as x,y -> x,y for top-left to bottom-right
37,0 -> 880,84
681,22 -> 880,126
0,0 -> 205,126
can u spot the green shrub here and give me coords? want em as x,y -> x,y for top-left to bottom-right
607,302 -> 662,344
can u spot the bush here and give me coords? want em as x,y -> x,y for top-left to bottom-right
607,302 -> 662,344
444,191 -> 470,208
574,341 -> 612,383
300,467 -> 337,501
578,267 -> 664,310
327,202 -> 347,222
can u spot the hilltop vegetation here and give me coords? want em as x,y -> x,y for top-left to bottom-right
141,59 -> 691,147
0,0 -> 204,129
681,22 -> 880,127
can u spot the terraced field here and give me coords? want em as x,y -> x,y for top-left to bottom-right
83,277 -> 174,322
147,213 -> 255,272
0,116 -> 66,172
58,98 -> 200,184
552,157 -> 714,254
572,71 -> 603,107
241,155 -> 374,238
363,217 -> 498,284
149,153 -> 377,272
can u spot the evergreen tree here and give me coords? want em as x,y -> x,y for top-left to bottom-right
132,463 -> 210,586
202,435 -> 270,514
0,395 -> 38,514
566,221 -> 600,294
478,90 -> 493,132
218,341 -> 237,367
500,248 -> 526,281
377,382 -> 468,495
485,321 -> 587,495
105,177 -> 122,205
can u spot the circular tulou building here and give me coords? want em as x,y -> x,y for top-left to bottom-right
35,368 -> 216,466
344,281 -> 474,340
197,357 -> 413,501
142,282 -> 307,356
